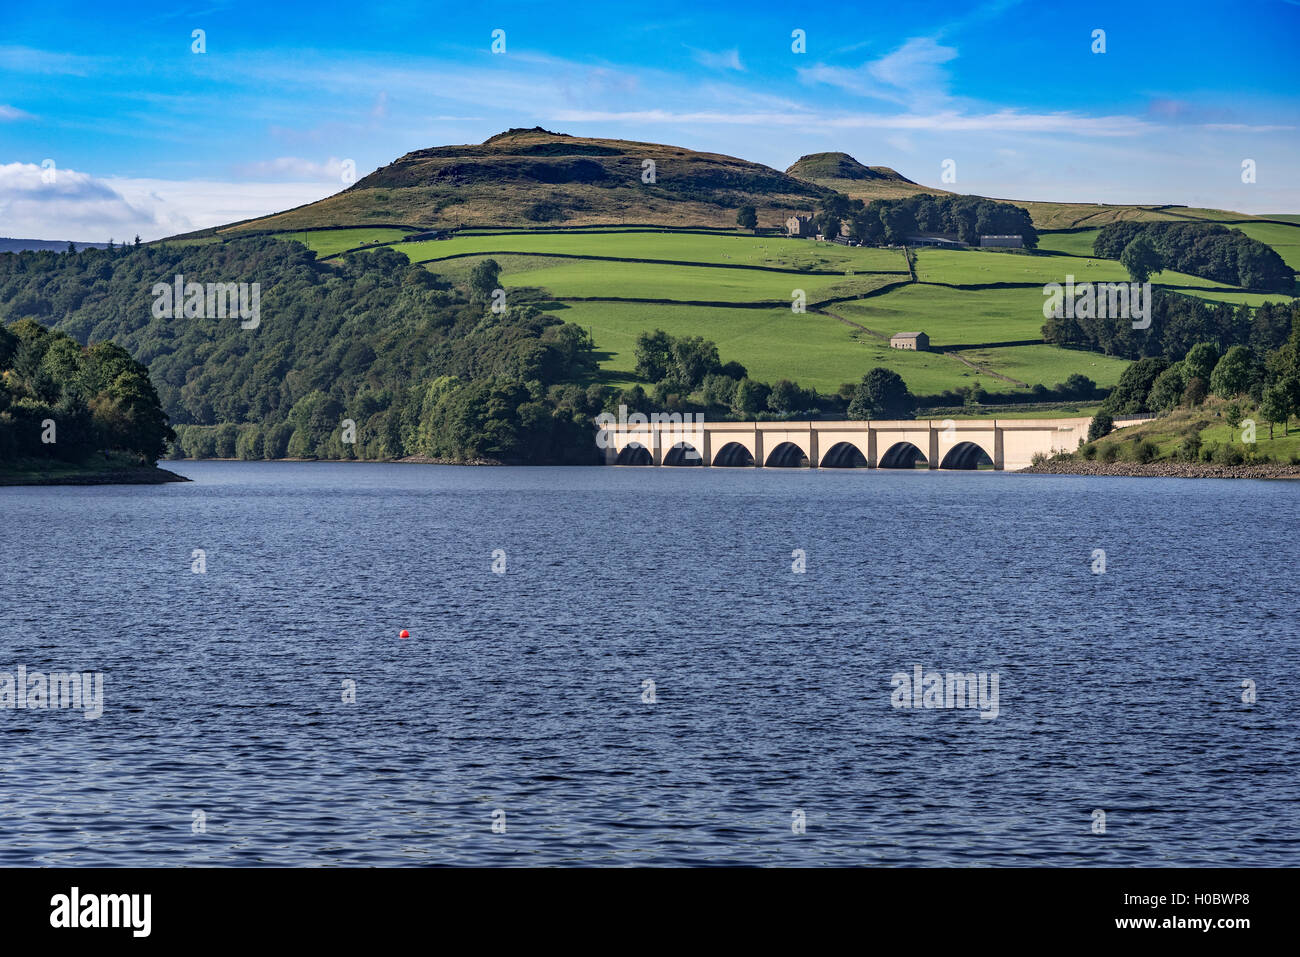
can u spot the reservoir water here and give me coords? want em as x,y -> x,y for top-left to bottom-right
1,462 -> 1297,865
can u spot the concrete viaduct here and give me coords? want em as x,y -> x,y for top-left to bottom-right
600,417 -> 1127,470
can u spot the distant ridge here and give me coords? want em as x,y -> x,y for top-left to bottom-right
0,238 -> 111,253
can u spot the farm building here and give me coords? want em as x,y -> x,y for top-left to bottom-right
906,235 -> 964,248
890,332 -> 930,351
979,234 -> 1024,248
785,214 -> 815,237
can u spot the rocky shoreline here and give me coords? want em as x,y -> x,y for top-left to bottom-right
1019,460 -> 1300,479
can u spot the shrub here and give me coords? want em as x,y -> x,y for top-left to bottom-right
1179,434 -> 1202,462
1088,410 -> 1114,442
1212,443 -> 1245,466
1080,443 -> 1098,460
1132,440 -> 1160,464
1098,443 -> 1120,463
1182,376 -> 1208,407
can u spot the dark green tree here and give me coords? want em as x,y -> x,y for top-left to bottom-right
1120,236 -> 1163,283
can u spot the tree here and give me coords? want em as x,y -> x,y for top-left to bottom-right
669,335 -> 721,389
633,329 -> 674,383
701,373 -> 738,408
848,367 -> 915,419
767,379 -> 802,415
1182,376 -> 1208,407
736,205 -> 757,231
1209,345 -> 1255,398
1259,382 -> 1289,439
1103,357 -> 1169,414
1087,410 -> 1114,442
849,211 -> 884,245
1120,236 -> 1163,283
1285,376 -> 1300,425
731,378 -> 766,418
1183,342 -> 1219,384
1061,373 -> 1098,399
1147,363 -> 1186,411
468,258 -> 501,304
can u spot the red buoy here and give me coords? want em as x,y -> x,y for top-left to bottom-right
399,629 -> 410,639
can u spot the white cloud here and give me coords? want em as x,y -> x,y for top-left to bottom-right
799,37 -> 958,108
231,156 -> 358,182
0,162 -> 335,241
689,47 -> 745,72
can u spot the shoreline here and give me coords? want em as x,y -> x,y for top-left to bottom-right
164,457 -> 1300,478
0,465 -> 190,487
1019,460 -> 1300,479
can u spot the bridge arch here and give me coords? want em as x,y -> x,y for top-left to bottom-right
819,441 -> 870,468
663,442 -> 703,466
713,441 -> 756,467
939,441 -> 993,470
615,442 -> 653,466
878,441 -> 929,469
764,441 -> 810,468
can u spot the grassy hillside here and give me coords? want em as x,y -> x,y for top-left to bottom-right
1078,396 -> 1300,465
161,131 -> 1297,413
218,128 -> 831,233
1000,201 -> 1263,230
261,216 -> 1296,402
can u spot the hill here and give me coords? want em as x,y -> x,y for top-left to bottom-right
0,238 -> 111,253
785,151 -> 950,202
191,133 -> 1276,237
218,128 -> 832,234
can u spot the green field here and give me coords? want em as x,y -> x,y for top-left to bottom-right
495,258 -> 898,304
1163,286 -> 1297,308
384,230 -> 908,273
830,285 -> 1050,345
1230,221 -> 1300,272
288,227 -> 417,257
913,247 -> 1229,289
950,344 -> 1131,389
553,300 -> 1037,395
1035,230 -> 1100,257
262,220 -> 1300,404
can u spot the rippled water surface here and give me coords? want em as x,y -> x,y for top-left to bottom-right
1,462 -> 1297,865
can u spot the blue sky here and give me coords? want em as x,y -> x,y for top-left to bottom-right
1,0 -> 1297,239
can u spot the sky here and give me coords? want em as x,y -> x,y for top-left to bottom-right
1,0 -> 1297,240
